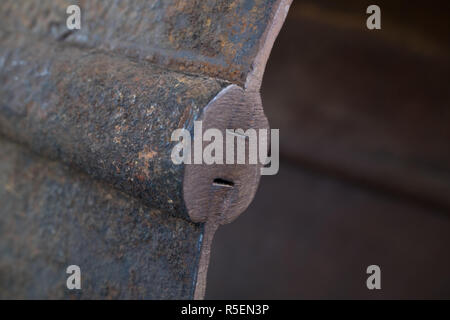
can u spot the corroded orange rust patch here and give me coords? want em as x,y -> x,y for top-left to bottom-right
138,146 -> 158,161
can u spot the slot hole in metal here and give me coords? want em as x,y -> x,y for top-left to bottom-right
213,178 -> 234,188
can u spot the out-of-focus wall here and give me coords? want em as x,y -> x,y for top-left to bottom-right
207,0 -> 450,299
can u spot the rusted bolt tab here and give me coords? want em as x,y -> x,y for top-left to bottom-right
184,85 -> 268,226
182,85 -> 269,300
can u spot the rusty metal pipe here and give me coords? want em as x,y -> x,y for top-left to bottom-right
0,0 -> 293,299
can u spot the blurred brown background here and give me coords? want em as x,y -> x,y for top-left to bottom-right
207,0 -> 450,299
